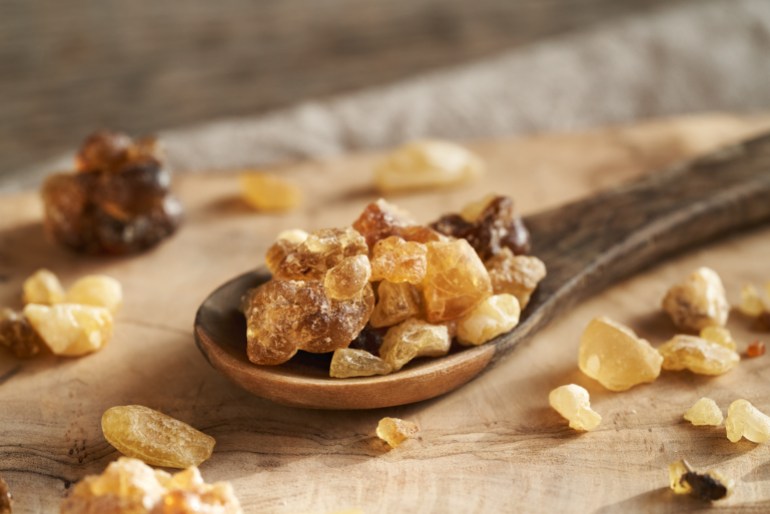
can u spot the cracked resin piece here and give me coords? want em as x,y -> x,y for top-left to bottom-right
330,348 -> 392,378
102,406 -> 215,468
548,384 -> 602,431
22,268 -> 65,305
42,130 -> 182,255
725,399 -> 770,443
456,293 -> 520,346
668,460 -> 732,502
578,317 -> 662,391
379,318 -> 451,371
369,281 -> 422,329
659,335 -> 740,375
324,255 -> 371,300
422,239 -> 492,323
66,275 -> 123,314
243,280 -> 374,365
352,199 -> 441,249
369,236 -> 427,285
0,476 -> 11,514
484,249 -> 546,310
662,267 -> 729,332
239,171 -> 302,211
0,308 -> 44,358
23,304 -> 112,356
266,227 -> 368,281
374,140 -> 484,193
376,417 -> 419,448
265,229 -> 309,274
684,397 -> 724,426
60,457 -> 242,514
430,195 -> 531,259
699,326 -> 736,351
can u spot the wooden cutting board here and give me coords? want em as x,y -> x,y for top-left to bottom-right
2,114 -> 770,513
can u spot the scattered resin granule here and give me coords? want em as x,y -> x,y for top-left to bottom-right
239,171 -> 302,211
668,459 -> 733,502
60,457 -> 242,514
548,384 -> 602,431
725,399 -> 770,443
23,304 -> 113,356
578,317 -> 662,391
746,340 -> 766,358
376,417 -> 419,448
662,267 -> 729,332
684,398 -> 723,426
101,405 -> 215,468
374,140 -> 484,193
658,335 -> 740,376
22,268 -> 65,305
66,275 -> 123,314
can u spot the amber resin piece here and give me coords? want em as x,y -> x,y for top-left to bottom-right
0,308 -> 45,358
725,399 -> 770,443
239,171 -> 302,211
699,326 -> 736,351
374,140 -> 484,193
369,281 -> 422,329
430,195 -> 531,259
484,249 -> 546,310
265,229 -> 309,274
267,227 -> 368,281
330,348 -> 392,378
456,294 -> 520,346
746,340 -> 766,358
60,457 -> 242,514
379,318 -> 451,371
66,275 -> 123,314
324,255 -> 372,300
662,267 -> 729,332
376,417 -> 419,448
0,476 -> 11,514
668,459 -> 733,501
243,280 -> 374,365
422,239 -> 492,323
684,397 -> 724,426
22,268 -> 65,305
548,384 -> 602,431
352,199 -> 441,249
659,335 -> 740,376
578,317 -> 662,391
23,304 -> 112,356
369,236 -> 427,284
101,406 -> 215,468
42,131 -> 183,255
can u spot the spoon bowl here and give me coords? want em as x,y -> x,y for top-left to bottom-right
194,134 -> 770,409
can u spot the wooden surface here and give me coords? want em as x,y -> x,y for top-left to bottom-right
0,0 -> 688,176
2,114 -> 770,512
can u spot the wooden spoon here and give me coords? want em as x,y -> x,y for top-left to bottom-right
194,134 -> 770,409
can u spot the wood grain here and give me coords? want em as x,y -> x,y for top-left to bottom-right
2,115 -> 770,512
0,0 -> 688,175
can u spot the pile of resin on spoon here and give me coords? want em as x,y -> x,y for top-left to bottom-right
241,196 -> 547,377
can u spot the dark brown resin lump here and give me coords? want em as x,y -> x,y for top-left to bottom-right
42,130 -> 182,255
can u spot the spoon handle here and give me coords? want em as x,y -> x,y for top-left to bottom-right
499,133 -> 770,357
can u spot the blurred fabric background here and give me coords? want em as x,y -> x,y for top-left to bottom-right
2,0 -> 769,187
